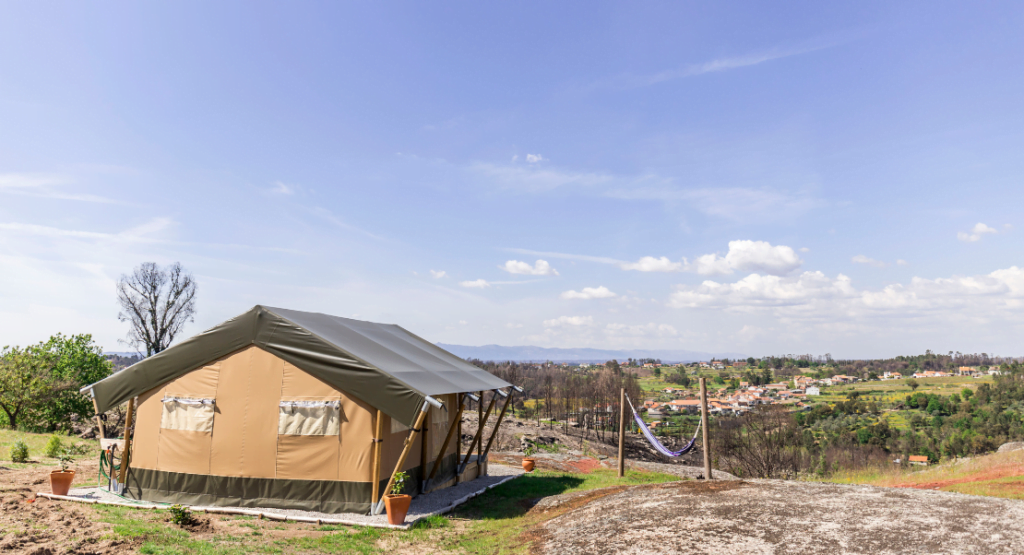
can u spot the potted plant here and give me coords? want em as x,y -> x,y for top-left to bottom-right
50,448 -> 76,496
522,444 -> 537,472
384,471 -> 411,525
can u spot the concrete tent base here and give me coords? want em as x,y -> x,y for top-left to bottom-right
38,464 -> 524,531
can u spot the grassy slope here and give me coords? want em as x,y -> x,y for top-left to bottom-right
809,449 -> 1024,500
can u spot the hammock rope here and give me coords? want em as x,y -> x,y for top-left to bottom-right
625,393 -> 702,458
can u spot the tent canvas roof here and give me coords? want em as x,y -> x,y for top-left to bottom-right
86,306 -> 511,426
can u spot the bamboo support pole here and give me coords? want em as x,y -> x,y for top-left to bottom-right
480,391 -> 513,463
460,393 -> 497,473
700,378 -> 713,480
91,397 -> 105,439
370,410 -> 384,508
117,397 -> 135,485
373,402 -> 430,515
424,396 -> 467,492
618,387 -> 626,478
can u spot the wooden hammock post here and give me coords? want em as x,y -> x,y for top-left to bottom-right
373,401 -> 431,515
700,378 -> 713,480
424,394 -> 469,492
117,397 -> 135,485
618,387 -> 626,478
480,388 -> 515,462
370,409 -> 384,508
91,396 -> 105,439
460,392 -> 497,474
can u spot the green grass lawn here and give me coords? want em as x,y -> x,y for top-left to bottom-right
83,468 -> 682,555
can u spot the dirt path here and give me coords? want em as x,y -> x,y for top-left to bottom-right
537,479 -> 1024,554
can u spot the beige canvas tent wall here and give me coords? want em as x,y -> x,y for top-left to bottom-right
83,306 -> 513,514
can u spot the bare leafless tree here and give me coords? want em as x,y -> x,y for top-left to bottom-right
117,262 -> 197,356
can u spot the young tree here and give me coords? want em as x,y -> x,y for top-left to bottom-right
32,334 -> 113,431
0,347 -> 72,429
906,378 -> 920,391
117,262 -> 198,356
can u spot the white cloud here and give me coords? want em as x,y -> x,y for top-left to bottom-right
506,322 -> 524,329
897,259 -> 909,266
799,247 -> 810,253
468,162 -> 612,192
429,270 -> 447,279
543,315 -> 593,327
852,255 -> 888,268
270,181 -> 295,195
958,222 -> 999,242
605,323 -> 678,337
500,259 -> 559,276
511,155 -> 519,162
458,320 -> 468,325
459,279 -> 490,288
669,271 -> 856,310
526,154 -> 544,163
686,240 -> 802,276
619,256 -> 683,272
560,286 -> 617,300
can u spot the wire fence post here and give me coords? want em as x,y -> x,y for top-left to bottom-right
618,387 -> 626,478
700,377 -> 713,480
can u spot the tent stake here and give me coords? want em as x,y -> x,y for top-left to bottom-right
480,390 -> 513,463
370,410 -> 383,510
459,393 -> 496,475
117,397 -> 135,486
373,401 -> 430,515
424,394 -> 469,492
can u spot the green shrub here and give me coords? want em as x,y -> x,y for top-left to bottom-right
44,435 -> 65,458
10,441 -> 29,463
169,504 -> 196,526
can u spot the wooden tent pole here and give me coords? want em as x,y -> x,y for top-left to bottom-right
91,397 -> 105,439
617,387 -> 626,478
700,377 -> 713,480
117,397 -> 135,485
459,393 -> 497,473
373,402 -> 430,515
423,396 -> 468,492
480,390 -> 513,462
477,391 -> 483,463
370,409 -> 384,508
419,404 -> 430,494
455,394 -> 462,484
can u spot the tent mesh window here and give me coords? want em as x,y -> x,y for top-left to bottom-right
278,400 -> 342,436
160,397 -> 216,433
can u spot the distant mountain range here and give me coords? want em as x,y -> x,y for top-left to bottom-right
437,344 -> 746,364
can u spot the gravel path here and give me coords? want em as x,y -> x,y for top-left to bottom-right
48,463 -> 525,530
539,478 -> 1024,554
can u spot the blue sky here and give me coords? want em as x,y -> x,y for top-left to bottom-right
1,2 -> 1022,358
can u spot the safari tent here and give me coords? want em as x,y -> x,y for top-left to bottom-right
82,306 -> 515,514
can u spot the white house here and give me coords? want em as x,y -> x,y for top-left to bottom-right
806,386 -> 821,396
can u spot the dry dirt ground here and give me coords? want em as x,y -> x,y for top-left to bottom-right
535,479 -> 1024,555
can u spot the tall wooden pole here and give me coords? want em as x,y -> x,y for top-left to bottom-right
477,391 -> 484,464
117,397 -> 135,485
480,391 -> 514,462
370,409 -> 383,507
699,377 -> 712,480
460,394 -> 497,473
455,394 -> 462,484
419,405 -> 430,494
617,387 -> 626,478
425,396 -> 467,491
373,403 -> 429,515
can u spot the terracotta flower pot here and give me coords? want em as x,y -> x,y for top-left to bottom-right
384,494 -> 411,525
50,470 -> 76,496
522,457 -> 536,472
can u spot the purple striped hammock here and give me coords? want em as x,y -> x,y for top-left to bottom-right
626,393 -> 702,457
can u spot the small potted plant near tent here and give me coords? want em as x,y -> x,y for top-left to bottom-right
522,443 -> 537,472
384,471 -> 411,525
50,448 -> 76,496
